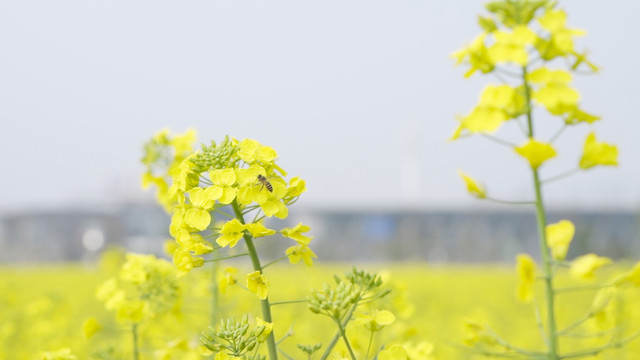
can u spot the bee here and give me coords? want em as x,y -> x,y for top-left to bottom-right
257,174 -> 273,192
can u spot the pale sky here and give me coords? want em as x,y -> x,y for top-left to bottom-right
1,1 -> 639,213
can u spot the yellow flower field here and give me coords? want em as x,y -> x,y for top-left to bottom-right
2,261 -> 639,359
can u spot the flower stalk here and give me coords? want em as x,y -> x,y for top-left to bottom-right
232,200 -> 278,360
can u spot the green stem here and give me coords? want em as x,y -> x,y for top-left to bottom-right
485,197 -> 535,206
320,302 -> 359,360
205,253 -> 250,262
270,299 -> 308,306
335,318 -> 357,360
365,330 -> 374,360
523,65 -> 559,360
231,200 -> 278,360
210,259 -> 219,327
132,323 -> 140,360
262,255 -> 289,269
541,168 -> 580,185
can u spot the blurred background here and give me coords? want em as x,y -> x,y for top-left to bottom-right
1,0 -> 639,264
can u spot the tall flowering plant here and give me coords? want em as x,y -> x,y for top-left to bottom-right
452,0 -> 640,358
139,131 -> 422,360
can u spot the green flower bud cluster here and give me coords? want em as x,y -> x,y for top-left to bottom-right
485,0 -> 549,27
297,343 -> 322,357
343,267 -> 384,292
308,281 -> 358,319
309,268 -> 391,321
200,315 -> 269,357
191,135 -> 239,173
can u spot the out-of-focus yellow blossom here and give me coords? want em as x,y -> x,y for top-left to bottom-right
537,9 -> 585,59
116,299 -> 148,323
41,348 -> 78,360
451,33 -> 495,78
175,231 -> 213,255
216,219 -> 246,248
286,176 -> 307,198
545,220 -> 575,260
356,309 -> 396,332
247,271 -> 269,299
403,341 -> 435,359
570,253 -> 611,280
449,121 -> 465,141
286,244 -> 317,267
173,248 -> 205,277
614,261 -> 640,287
141,129 -> 197,212
169,155 -> 199,195
462,319 -> 497,347
527,67 -> 580,115
570,50 -> 599,73
215,352 -> 241,360
164,239 -> 178,255
458,171 -> 486,199
488,25 -> 537,65
82,317 -> 101,339
255,317 -> 273,342
564,107 -> 600,125
377,344 -> 408,360
281,223 -> 313,244
579,132 -> 618,169
218,267 -> 238,294
460,84 -> 525,133
514,138 -> 557,169
170,129 -> 197,155
516,254 -> 536,303
590,287 -> 616,315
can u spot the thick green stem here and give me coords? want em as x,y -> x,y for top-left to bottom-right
523,65 -> 559,359
132,323 -> 140,360
231,200 -> 278,360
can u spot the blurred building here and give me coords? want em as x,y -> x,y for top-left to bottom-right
284,209 -> 640,262
0,203 -> 169,263
0,205 -> 638,263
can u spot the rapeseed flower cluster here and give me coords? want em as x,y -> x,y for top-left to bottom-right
451,1 -> 617,176
142,133 -> 311,280
96,253 -> 180,324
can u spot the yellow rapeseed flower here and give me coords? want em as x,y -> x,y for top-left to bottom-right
579,132 -> 618,169
281,223 -> 313,244
545,220 -> 575,260
488,25 -> 537,65
247,271 -> 269,300
570,253 -> 611,281
516,254 -> 536,303
218,267 -> 238,294
286,244 -> 317,267
458,171 -> 486,199
356,309 -> 396,332
82,317 -> 102,339
377,344 -> 408,360
514,138 -> 557,169
216,219 -> 246,248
